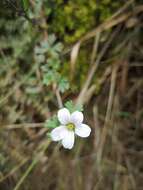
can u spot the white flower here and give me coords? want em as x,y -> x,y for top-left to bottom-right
51,108 -> 91,149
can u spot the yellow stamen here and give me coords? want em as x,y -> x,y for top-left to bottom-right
66,123 -> 75,131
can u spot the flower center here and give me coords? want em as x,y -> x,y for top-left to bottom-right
66,123 -> 75,131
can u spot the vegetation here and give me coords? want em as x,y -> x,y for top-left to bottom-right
0,0 -> 143,190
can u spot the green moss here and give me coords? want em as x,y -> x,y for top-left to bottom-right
46,0 -> 121,43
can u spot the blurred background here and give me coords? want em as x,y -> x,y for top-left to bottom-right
0,0 -> 143,189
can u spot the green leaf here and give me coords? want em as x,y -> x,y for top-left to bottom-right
43,71 -> 55,86
47,58 -> 60,70
75,104 -> 83,112
22,0 -> 29,11
48,34 -> 56,45
118,111 -> 131,118
53,42 -> 63,53
45,115 -> 59,129
64,100 -> 83,113
46,132 -> 52,139
58,78 -> 69,93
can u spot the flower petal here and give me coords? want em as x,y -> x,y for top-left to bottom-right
51,126 -> 67,141
70,111 -> 83,125
58,108 -> 70,125
75,124 -> 91,138
62,131 -> 75,149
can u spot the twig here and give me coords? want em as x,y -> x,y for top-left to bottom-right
90,32 -> 101,65
0,158 -> 29,183
13,139 -> 51,190
126,79 -> 143,99
2,122 -> 45,130
125,158 -> 136,189
79,65 -> 112,104
55,88 -> 63,108
77,28 -> 119,105
109,0 -> 134,20
13,159 -> 38,190
97,63 -> 119,164
80,5 -> 143,42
